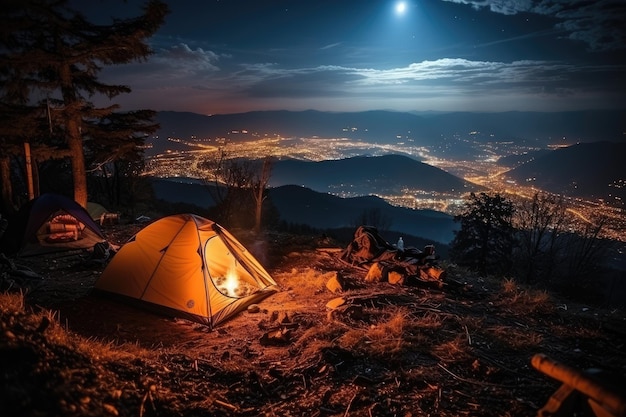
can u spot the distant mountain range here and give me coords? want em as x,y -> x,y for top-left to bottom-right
150,177 -> 215,208
149,178 -> 457,244
152,109 -> 626,156
268,185 -> 457,244
504,141 -> 626,204
270,154 -> 478,195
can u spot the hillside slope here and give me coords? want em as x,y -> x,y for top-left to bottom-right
1,228 -> 625,417
149,178 -> 458,244
269,185 -> 457,244
270,154 -> 476,196
504,141 -> 626,203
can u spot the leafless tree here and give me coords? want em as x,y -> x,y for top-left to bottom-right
252,156 -> 273,234
513,192 -> 569,283
563,214 -> 611,284
353,208 -> 392,233
200,150 -> 272,230
513,191 -> 611,290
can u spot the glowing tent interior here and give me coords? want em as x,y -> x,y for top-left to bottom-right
94,214 -> 278,328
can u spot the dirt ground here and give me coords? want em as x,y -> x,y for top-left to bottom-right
2,224 -> 626,417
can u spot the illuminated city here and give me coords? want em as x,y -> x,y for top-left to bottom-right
143,128 -> 626,243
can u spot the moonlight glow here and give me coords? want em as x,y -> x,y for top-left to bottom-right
395,1 -> 407,15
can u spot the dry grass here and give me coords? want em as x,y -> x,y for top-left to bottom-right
501,277 -> 518,294
0,290 -> 26,313
431,335 -> 472,362
275,267 -> 333,298
294,320 -> 347,357
3,243 -> 626,417
74,336 -> 153,363
494,277 -> 554,315
335,307 -> 451,362
1,292 -> 151,367
484,325 -> 544,349
338,307 -> 408,358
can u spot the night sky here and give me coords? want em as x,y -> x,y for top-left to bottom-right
79,0 -> 626,115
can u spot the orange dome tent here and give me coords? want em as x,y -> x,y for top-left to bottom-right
95,214 -> 278,328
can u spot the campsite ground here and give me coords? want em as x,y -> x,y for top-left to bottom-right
1,224 -> 626,416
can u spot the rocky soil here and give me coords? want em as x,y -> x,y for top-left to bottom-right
1,225 -> 625,416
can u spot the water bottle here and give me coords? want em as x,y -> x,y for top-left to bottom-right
397,237 -> 404,251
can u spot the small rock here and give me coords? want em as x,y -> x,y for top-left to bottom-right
326,297 -> 346,310
388,270 -> 404,285
326,272 -> 345,293
276,311 -> 290,324
365,263 -> 383,282
352,374 -> 375,386
260,328 -> 292,346
103,403 -> 119,416
328,305 -> 364,321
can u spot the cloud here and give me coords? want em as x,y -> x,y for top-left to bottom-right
440,0 -> 626,51
99,43 -> 226,94
320,42 -> 342,50
152,43 -> 221,74
101,53 -> 624,113
240,65 -> 361,98
441,0 -> 534,15
208,58 -> 623,105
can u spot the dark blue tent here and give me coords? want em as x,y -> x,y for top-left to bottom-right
2,193 -> 106,256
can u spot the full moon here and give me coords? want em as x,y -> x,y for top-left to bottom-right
395,1 -> 407,15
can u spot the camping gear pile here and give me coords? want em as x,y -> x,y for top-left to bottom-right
340,225 -> 446,286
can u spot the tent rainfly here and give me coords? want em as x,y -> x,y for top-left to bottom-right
3,193 -> 107,256
94,214 -> 278,328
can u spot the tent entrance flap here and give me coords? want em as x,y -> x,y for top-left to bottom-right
206,235 -> 262,298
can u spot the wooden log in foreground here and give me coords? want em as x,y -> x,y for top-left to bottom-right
531,353 -> 626,417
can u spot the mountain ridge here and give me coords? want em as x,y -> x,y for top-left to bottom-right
270,154 -> 477,195
268,184 -> 457,244
149,178 -> 457,244
152,109 -> 626,156
504,141 -> 626,203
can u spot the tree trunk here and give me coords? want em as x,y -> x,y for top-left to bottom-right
60,61 -> 88,208
32,158 -> 40,198
254,186 -> 263,234
0,156 -> 15,214
253,157 -> 272,234
67,120 -> 88,207
24,142 -> 35,200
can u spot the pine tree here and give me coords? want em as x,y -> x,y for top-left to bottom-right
0,0 -> 168,207
450,192 -> 515,275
